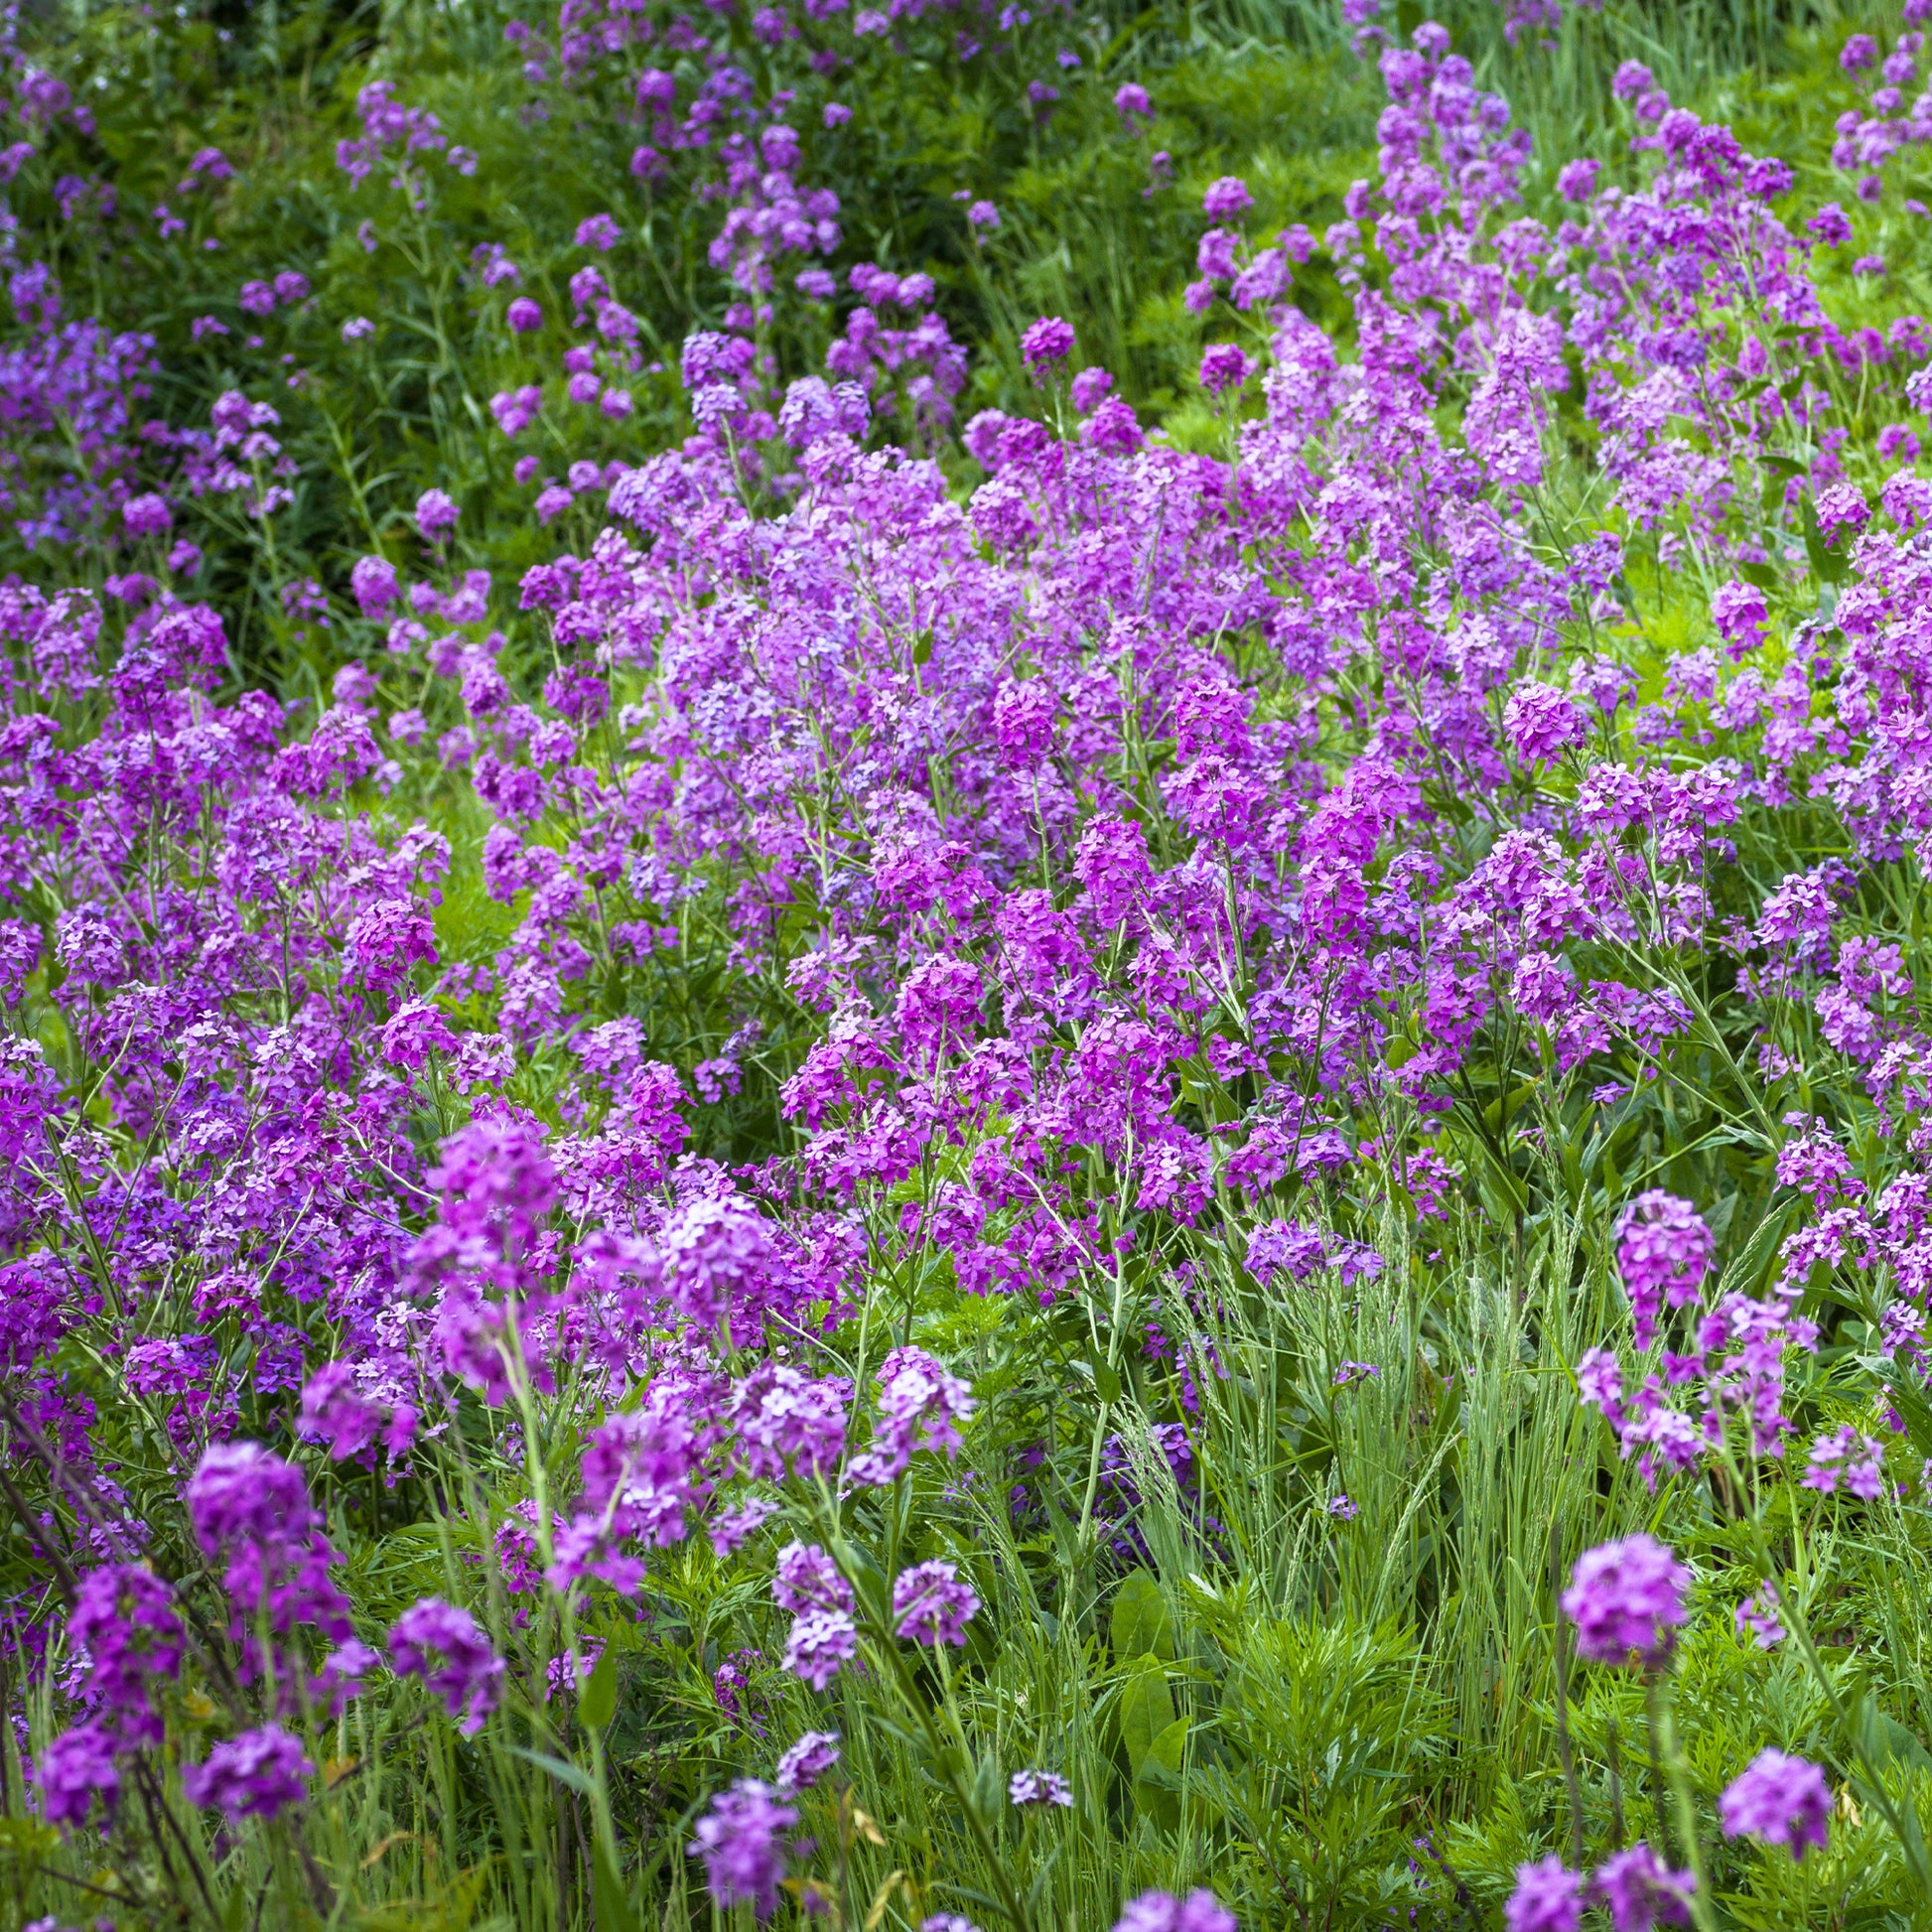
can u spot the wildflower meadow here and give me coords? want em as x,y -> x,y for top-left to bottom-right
12,0 -> 1932,1927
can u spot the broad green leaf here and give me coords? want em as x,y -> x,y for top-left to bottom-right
580,1643 -> 619,1730
1111,1573 -> 1173,1662
1120,1658 -> 1175,1777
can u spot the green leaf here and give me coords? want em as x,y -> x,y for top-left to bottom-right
0,1819 -> 60,1863
1133,1717 -> 1188,1829
1733,559 -> 1778,591
1801,497 -> 1848,585
1119,1658 -> 1176,1777
1088,1341 -> 1122,1407
507,1746 -> 601,1799
1111,1573 -> 1174,1663
580,1643 -> 619,1730
594,1835 -> 640,1932
1856,1694 -> 1932,1779
971,1750 -> 1005,1821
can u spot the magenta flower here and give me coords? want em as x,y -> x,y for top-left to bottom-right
1009,1768 -> 1073,1806
414,487 -> 460,540
506,296 -> 542,332
388,1598 -> 504,1734
782,1607 -> 859,1689
38,1723 -> 120,1830
68,1564 -> 183,1743
1505,1857 -> 1584,1932
1021,315 -> 1075,370
688,1779 -> 796,1918
849,1347 -> 976,1486
1201,175 -> 1253,218
1560,1534 -> 1691,1665
1503,682 -> 1587,767
1808,203 -> 1852,246
181,1724 -> 313,1822
1710,579 -> 1766,653
1070,366 -> 1113,412
772,1542 -> 854,1615
1719,1748 -> 1832,1860
1614,1191 -> 1715,1348
1199,344 -> 1251,395
773,1730 -> 841,1792
1113,1891 -> 1237,1932
1590,1842 -> 1695,1930
121,491 -> 171,537
891,1560 -> 979,1646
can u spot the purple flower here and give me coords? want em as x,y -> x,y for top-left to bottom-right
782,1608 -> 858,1689
343,897 -> 438,994
507,296 -> 543,333
1720,1748 -> 1831,1859
1841,32 -> 1878,69
967,200 -> 1001,232
1021,316 -> 1075,369
1710,579 -> 1766,652
1070,367 -> 1113,412
121,491 -> 171,537
1199,344 -> 1251,395
732,1362 -> 848,1480
1557,157 -> 1600,202
688,1780 -> 796,1918
848,1346 -> 977,1486
575,213 -> 621,250
350,554 -> 399,618
773,1542 -> 853,1615
1802,1423 -> 1884,1498
661,1193 -> 777,1336
38,1723 -> 119,1830
181,1724 -> 313,1822
388,1598 -> 504,1734
1614,1192 -> 1715,1349
1504,682 -> 1588,766
1590,1843 -> 1695,1931
1560,1534 -> 1691,1666
68,1564 -> 183,1742
1505,1857 -> 1584,1932
1201,176 -> 1253,219
184,1443 -> 352,1647
773,1729 -> 841,1792
891,1560 -> 979,1646
1808,203 -> 1852,246
1734,1584 -> 1785,1650
1115,81 -> 1153,120
1009,1768 -> 1072,1806
1113,1890 -> 1237,1932
187,1440 -> 319,1562
414,487 -> 460,540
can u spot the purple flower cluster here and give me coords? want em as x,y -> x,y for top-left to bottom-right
688,1779 -> 796,1918
387,1598 -> 504,1735
1559,1535 -> 1691,1666
10,8 -> 1932,1914
1507,1844 -> 1695,1932
1719,1748 -> 1833,1860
